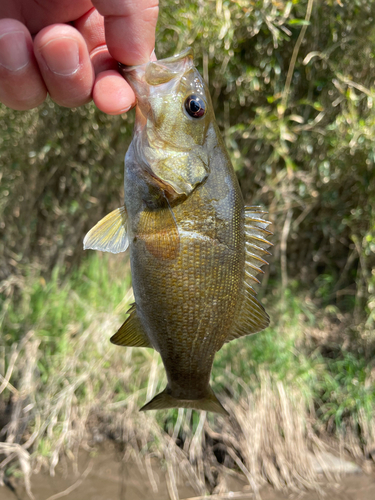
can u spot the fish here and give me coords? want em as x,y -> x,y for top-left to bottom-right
83,48 -> 272,416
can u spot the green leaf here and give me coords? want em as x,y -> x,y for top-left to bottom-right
288,19 -> 311,26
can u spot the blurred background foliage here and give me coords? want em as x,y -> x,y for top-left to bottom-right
1,0 -> 375,487
1,0 -> 374,335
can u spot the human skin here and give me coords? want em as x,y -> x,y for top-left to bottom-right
0,0 -> 159,113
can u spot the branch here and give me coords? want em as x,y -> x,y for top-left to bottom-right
281,0 -> 315,112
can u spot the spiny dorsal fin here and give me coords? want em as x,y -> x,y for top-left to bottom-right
224,207 -> 272,343
244,206 -> 272,284
111,304 -> 153,348
83,206 -> 128,254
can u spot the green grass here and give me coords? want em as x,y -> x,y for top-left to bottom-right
2,253 -> 131,346
315,353 -> 375,429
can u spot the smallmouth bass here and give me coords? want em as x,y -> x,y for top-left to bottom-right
84,49 -> 272,415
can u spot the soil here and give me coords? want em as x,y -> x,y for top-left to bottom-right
2,442 -> 375,500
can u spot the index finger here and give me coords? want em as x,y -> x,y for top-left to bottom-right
91,0 -> 158,65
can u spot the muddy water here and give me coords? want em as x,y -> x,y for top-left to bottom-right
2,443 -> 375,500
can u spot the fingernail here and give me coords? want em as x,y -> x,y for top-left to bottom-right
0,31 -> 29,71
150,49 -> 157,62
41,38 -> 80,76
117,106 -> 131,114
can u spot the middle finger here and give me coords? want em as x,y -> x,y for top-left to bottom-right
74,8 -> 136,114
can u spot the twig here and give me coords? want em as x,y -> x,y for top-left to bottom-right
292,202 -> 316,229
336,73 -> 375,98
281,0 -> 314,111
182,492 -> 256,500
0,443 -> 34,500
44,460 -> 93,500
281,208 -> 293,291
352,235 -> 369,323
0,345 -> 20,396
225,448 -> 259,500
0,374 -> 18,395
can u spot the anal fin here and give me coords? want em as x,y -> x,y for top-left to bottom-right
111,304 -> 153,348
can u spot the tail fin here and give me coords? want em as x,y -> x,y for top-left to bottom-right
139,386 -> 228,416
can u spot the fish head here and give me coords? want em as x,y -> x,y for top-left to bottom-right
120,49 -> 213,200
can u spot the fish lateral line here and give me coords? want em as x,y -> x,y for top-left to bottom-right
177,228 -> 228,247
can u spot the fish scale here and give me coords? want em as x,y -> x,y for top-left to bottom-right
83,49 -> 272,415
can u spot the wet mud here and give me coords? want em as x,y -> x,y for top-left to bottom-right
2,442 -> 375,500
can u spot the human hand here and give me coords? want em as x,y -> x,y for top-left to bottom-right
0,0 -> 158,113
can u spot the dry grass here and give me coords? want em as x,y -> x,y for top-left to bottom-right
0,304 -> 323,499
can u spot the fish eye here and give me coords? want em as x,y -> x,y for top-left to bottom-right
184,94 -> 206,118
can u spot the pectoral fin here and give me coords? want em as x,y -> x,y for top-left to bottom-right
83,206 -> 129,254
136,204 -> 180,260
110,304 -> 153,348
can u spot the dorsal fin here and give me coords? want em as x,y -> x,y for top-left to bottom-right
244,206 -> 272,284
111,304 -> 153,348
226,284 -> 270,342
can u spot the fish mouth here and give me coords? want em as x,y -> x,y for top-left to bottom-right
118,48 -> 194,97
119,48 -> 193,81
